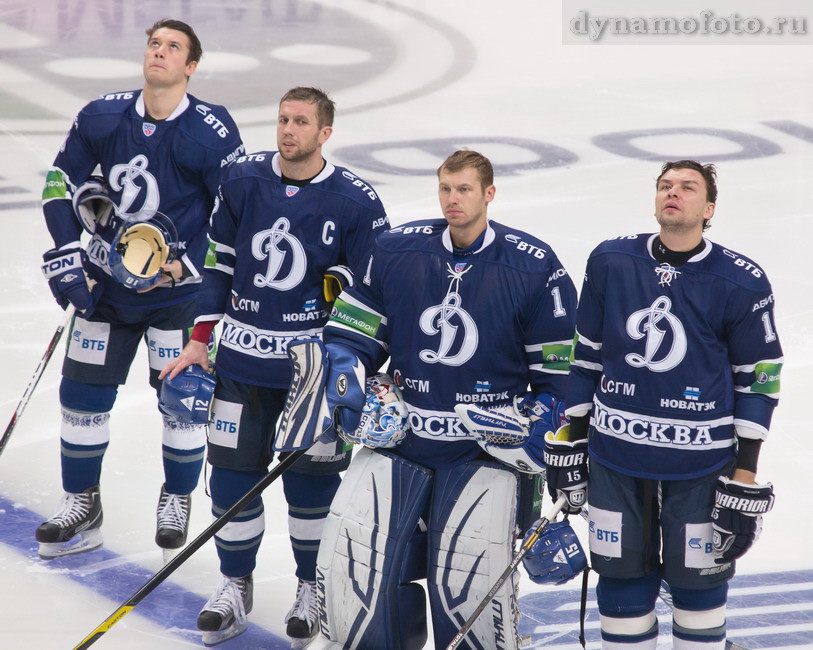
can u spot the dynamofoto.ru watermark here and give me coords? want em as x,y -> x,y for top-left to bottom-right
569,10 -> 806,41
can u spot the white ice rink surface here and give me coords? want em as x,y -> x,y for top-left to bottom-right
0,1 -> 811,648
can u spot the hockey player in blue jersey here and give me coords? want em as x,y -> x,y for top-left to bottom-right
36,20 -> 244,560
160,87 -> 389,646
305,150 -> 578,649
557,161 -> 782,649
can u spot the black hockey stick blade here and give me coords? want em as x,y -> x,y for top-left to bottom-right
445,495 -> 568,650
0,305 -> 75,457
72,448 -> 306,649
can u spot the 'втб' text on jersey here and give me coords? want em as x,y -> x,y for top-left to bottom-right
569,234 -> 783,480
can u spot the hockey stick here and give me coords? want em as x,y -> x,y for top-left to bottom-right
0,305 -> 75,457
72,340 -> 329,648
72,447 -> 306,649
446,494 -> 568,650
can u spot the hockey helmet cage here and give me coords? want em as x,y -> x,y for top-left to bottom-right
158,365 -> 216,425
523,520 -> 587,585
72,176 -> 116,235
109,212 -> 177,291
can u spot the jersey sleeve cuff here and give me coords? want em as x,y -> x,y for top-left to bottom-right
565,402 -> 592,418
190,320 -> 217,344
734,422 -> 768,441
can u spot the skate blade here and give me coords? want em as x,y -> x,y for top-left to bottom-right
162,547 -> 181,565
201,621 -> 248,646
38,528 -> 102,559
290,635 -> 317,649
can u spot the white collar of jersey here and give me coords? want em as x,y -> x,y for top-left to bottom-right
135,92 -> 189,122
645,233 -> 712,263
271,152 -> 335,184
441,223 -> 496,254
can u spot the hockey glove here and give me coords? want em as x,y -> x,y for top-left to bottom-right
41,247 -> 96,315
323,265 -> 353,305
455,393 -> 566,474
711,476 -> 774,563
323,343 -> 366,443
543,426 -> 588,514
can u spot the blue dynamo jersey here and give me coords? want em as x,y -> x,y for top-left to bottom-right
198,152 -> 389,388
568,234 -> 783,480
42,90 -> 244,310
323,219 -> 577,468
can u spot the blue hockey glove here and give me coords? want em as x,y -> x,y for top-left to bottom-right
520,392 -> 568,438
41,247 -> 96,315
455,393 -> 566,474
711,476 -> 774,563
543,426 -> 588,514
322,343 -> 366,442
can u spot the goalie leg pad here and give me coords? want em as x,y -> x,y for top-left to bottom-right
428,460 -> 522,650
316,447 -> 433,649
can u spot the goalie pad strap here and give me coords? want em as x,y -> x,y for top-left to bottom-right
428,460 -> 522,650
316,447 -> 433,649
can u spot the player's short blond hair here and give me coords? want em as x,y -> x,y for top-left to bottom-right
437,150 -> 494,191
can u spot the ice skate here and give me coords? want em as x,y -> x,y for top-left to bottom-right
285,578 -> 318,648
197,574 -> 253,646
35,485 -> 103,559
155,485 -> 190,562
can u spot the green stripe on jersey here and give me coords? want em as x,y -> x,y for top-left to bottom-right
329,298 -> 381,338
42,169 -> 67,201
750,361 -> 782,396
542,343 -> 572,372
204,239 -> 217,269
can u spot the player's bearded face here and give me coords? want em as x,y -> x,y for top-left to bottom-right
143,28 -> 196,88
277,100 -> 330,163
655,168 -> 714,234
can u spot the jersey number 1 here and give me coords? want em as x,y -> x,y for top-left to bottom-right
551,286 -> 567,318
761,312 -> 777,343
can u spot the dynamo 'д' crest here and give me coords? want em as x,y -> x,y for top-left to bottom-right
419,291 -> 478,366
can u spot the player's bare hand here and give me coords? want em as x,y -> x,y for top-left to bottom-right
137,261 -> 184,293
159,340 -> 209,381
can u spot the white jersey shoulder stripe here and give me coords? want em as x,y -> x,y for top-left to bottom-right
730,357 -> 784,373
525,339 -> 573,353
323,320 -> 390,351
576,330 -> 602,350
529,363 -> 569,375
572,359 -> 603,372
338,292 -> 388,325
